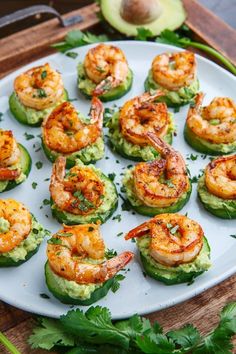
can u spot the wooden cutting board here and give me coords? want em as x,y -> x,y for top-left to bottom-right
0,1 -> 236,353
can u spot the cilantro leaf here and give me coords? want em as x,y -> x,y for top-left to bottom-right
167,324 -> 200,350
28,318 -> 75,350
60,307 -> 130,349
111,274 -> 125,293
136,333 -> 175,353
135,27 -> 153,41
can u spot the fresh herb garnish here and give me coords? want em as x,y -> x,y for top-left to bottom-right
111,274 -> 125,293
88,226 -> 94,232
164,179 -> 175,188
43,199 -> 50,206
28,302 -> 236,353
108,173 -> 116,181
24,132 -> 34,140
156,29 -> 236,75
73,190 -> 94,211
112,214 -> 122,222
230,234 -> 236,239
57,232 -> 73,237
32,182 -> 37,190
47,238 -> 62,245
41,70 -> 47,79
0,112 -> 3,121
103,107 -> 115,126
37,88 -> 47,98
40,293 -> 50,299
35,161 -> 43,169
96,65 -> 106,73
187,153 -> 198,161
117,232 -> 123,237
135,27 -> 153,41
52,30 -> 109,53
105,249 -> 117,259
66,51 -> 78,59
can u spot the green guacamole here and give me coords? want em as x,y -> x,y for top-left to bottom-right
184,124 -> 236,155
122,167 -> 191,216
0,215 -> 47,263
138,236 -> 211,282
108,111 -> 175,161
198,174 -> 236,219
51,162 -> 118,224
9,90 -> 68,126
42,136 -> 105,168
77,63 -> 133,102
144,70 -> 199,107
0,217 -> 10,233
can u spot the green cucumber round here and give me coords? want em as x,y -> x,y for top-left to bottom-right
45,261 -> 114,305
0,144 -> 31,193
78,66 -> 133,102
139,237 -> 211,285
184,124 -> 236,155
41,137 -> 104,168
9,89 -> 68,127
0,246 -> 39,267
51,172 -> 118,225
198,175 -> 236,219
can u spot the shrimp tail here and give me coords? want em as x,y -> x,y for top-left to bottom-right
191,92 -> 204,113
90,96 -> 104,130
103,251 -> 134,279
93,76 -> 115,96
140,90 -> 165,104
0,168 -> 20,180
51,156 -> 66,185
146,133 -> 172,156
125,222 -> 150,240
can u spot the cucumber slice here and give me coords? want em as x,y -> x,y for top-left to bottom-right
78,65 -> 133,102
45,261 -> 114,305
0,144 -> 31,193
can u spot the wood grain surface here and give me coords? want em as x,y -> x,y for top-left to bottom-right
0,1 -> 236,353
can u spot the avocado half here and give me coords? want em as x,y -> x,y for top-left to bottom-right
100,0 -> 186,37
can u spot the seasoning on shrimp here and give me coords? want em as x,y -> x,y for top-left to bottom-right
0,130 -> 21,181
119,91 -> 171,145
14,63 -> 64,110
42,97 -> 103,155
84,44 -> 129,96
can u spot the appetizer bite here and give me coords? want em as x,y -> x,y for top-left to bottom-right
144,51 -> 199,107
77,43 -> 133,101
0,199 -> 47,267
122,134 -> 191,216
9,63 -> 68,126
50,156 -> 118,225
107,91 -> 174,161
42,97 -> 104,167
125,214 -> 211,285
185,93 -> 236,155
45,224 -> 134,304
0,130 -> 31,192
198,155 -> 236,219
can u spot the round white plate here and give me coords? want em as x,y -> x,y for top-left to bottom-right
0,41 -> 235,319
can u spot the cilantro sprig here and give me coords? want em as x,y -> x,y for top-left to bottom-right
28,302 -> 236,353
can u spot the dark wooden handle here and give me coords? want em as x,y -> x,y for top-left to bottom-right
0,5 -> 83,29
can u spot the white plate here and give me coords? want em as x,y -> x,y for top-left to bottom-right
0,41 -> 235,319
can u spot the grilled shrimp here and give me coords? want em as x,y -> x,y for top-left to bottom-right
125,214 -> 203,266
0,199 -> 32,253
205,155 -> 236,199
50,156 -> 105,215
47,224 -> 134,284
42,97 -> 103,154
14,63 -> 64,110
152,51 -> 196,91
84,44 -> 129,96
133,133 -> 189,207
0,130 -> 21,181
186,93 -> 236,144
119,91 -> 170,146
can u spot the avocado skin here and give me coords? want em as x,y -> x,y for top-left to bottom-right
125,184 -> 192,217
1,144 -> 32,193
184,124 -> 236,155
78,68 -> 133,102
0,246 -> 39,267
140,237 -> 211,285
9,89 -> 68,127
45,261 -> 114,305
41,140 -> 103,168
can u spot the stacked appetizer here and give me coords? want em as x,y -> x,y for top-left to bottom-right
45,224 -> 134,304
9,63 -> 68,126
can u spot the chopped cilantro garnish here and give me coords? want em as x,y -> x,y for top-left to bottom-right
36,161 -> 43,169
32,182 -> 37,190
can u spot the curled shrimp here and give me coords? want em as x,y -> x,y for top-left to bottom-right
0,130 -> 21,181
50,156 -> 105,215
125,214 -> 203,266
84,44 -> 129,96
0,199 -> 32,253
42,97 -> 103,154
205,155 -> 236,199
186,93 -> 236,144
119,91 -> 171,146
133,133 -> 189,207
152,51 -> 196,91
14,63 -> 64,110
47,224 -> 134,284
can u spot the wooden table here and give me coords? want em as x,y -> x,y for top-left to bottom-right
0,1 -> 236,353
